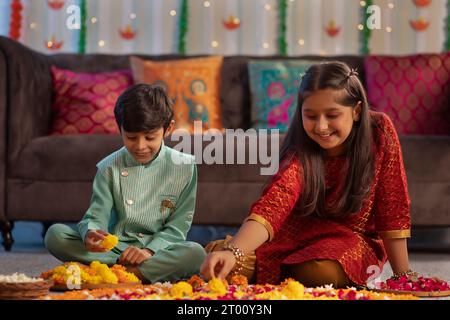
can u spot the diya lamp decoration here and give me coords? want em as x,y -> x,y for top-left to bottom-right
325,20 -> 340,37
45,35 -> 64,51
223,15 -> 241,30
47,0 -> 65,10
119,25 -> 137,40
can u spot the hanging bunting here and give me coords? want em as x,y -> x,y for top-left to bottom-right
359,0 -> 373,55
445,0 -> 450,51
47,0 -> 65,10
278,0 -> 287,56
78,0 -> 87,54
178,0 -> 188,55
9,0 -> 23,41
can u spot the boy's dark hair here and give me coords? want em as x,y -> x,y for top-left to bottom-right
280,61 -> 374,219
114,84 -> 174,132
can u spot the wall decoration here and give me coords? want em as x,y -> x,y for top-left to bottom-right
119,25 -> 137,40
278,0 -> 287,56
45,35 -> 63,50
223,15 -> 241,30
410,17 -> 430,31
413,0 -> 432,7
8,0 -> 22,41
325,20 -> 340,37
3,0 -> 447,56
178,0 -> 188,54
47,0 -> 65,10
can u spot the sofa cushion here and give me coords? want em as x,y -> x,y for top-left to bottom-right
248,59 -> 314,131
365,53 -> 450,135
49,66 -> 133,135
130,56 -> 224,133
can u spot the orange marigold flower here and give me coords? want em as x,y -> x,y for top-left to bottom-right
187,275 -> 205,288
230,274 -> 248,286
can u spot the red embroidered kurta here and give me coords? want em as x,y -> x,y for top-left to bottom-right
247,111 -> 411,285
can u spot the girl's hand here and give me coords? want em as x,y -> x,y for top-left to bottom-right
85,229 -> 109,252
118,246 -> 153,266
200,250 -> 236,280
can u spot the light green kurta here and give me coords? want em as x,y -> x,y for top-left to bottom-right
78,142 -> 198,253
45,142 -> 206,283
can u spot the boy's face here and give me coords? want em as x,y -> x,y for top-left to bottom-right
121,121 -> 174,164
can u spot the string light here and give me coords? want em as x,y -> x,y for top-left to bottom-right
264,4 -> 272,10
170,10 -> 177,16
211,41 -> 219,48
98,40 -> 105,47
262,42 -> 270,49
203,1 -> 211,7
357,24 -> 364,30
90,17 -> 97,24
388,3 -> 394,9
386,26 -> 392,32
360,1 -> 366,6
298,38 -> 305,46
29,22 -> 37,29
130,13 -> 136,20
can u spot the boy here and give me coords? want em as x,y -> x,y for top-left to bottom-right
45,84 -> 206,283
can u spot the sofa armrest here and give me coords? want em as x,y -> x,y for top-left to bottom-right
0,36 -> 53,163
0,46 -> 6,222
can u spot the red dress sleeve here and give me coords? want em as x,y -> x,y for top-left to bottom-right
245,155 -> 302,241
374,113 -> 411,239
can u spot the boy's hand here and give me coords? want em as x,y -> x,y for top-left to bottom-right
85,229 -> 109,252
118,246 -> 153,266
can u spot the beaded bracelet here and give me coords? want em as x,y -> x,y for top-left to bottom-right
223,242 -> 246,275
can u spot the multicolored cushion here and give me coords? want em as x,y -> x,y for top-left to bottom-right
50,66 -> 132,135
130,56 -> 224,133
365,53 -> 450,135
248,60 -> 315,132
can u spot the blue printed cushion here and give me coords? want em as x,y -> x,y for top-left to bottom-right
248,60 -> 314,132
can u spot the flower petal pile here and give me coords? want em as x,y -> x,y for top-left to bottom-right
40,275 -> 417,300
40,261 -> 140,286
380,275 -> 450,292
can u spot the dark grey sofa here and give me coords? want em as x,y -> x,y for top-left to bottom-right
1,36 -> 449,251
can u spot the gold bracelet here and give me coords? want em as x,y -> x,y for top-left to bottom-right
223,242 -> 246,275
392,269 -> 418,280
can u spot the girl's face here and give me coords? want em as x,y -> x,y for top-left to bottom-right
121,121 -> 174,164
302,89 -> 361,157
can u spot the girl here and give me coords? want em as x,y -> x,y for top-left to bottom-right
201,61 -> 413,288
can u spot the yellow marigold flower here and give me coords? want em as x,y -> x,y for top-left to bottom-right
208,278 -> 228,296
100,234 -> 119,251
255,291 -> 283,300
170,281 -> 193,298
281,279 -> 304,299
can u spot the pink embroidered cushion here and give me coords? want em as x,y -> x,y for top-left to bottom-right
49,66 -> 133,135
364,53 -> 450,135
